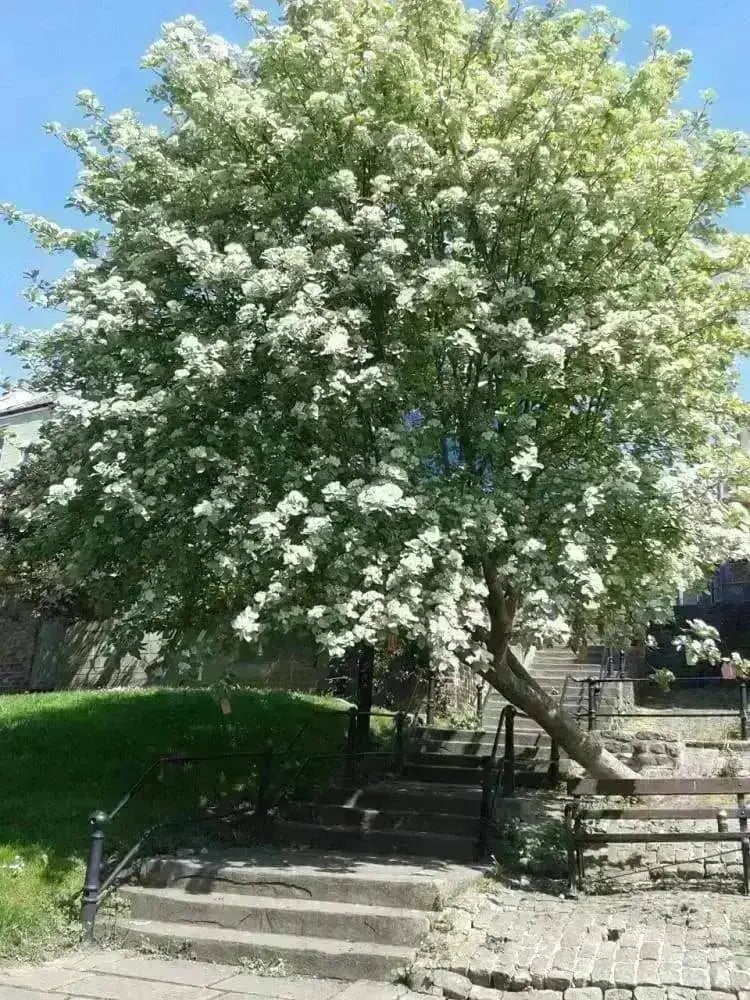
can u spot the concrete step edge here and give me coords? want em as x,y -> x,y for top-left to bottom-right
120,885 -> 434,921
119,919 -> 414,980
278,821 -> 476,846
286,804 -> 481,825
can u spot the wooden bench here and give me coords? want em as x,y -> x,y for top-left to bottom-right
565,777 -> 750,896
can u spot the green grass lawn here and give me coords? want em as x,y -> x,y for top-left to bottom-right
0,688 -> 363,960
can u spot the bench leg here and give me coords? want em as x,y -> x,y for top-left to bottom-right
565,803 -> 578,898
575,815 -> 586,890
739,795 -> 749,895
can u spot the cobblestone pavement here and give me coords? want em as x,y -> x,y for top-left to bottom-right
0,950 -> 431,1000
424,884 -> 750,998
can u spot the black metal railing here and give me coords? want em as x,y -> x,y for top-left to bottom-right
81,748 -> 272,938
476,679 -> 487,729
573,674 -> 750,737
597,646 -> 627,682
80,705 -> 411,940
478,705 -> 516,856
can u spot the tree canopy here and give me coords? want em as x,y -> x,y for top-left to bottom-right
2,0 -> 750,772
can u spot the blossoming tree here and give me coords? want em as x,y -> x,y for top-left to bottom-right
3,0 -> 750,777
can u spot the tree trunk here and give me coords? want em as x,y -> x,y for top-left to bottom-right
481,647 -> 636,779
478,559 -> 637,778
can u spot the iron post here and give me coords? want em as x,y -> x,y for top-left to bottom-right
394,711 -> 406,769
345,705 -> 358,783
426,668 -> 435,726
476,681 -> 485,730
81,809 -> 108,941
587,677 -> 595,731
548,739 -> 560,786
740,682 -> 749,741
618,649 -> 626,680
502,706 -> 516,797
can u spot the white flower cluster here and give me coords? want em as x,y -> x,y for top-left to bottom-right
2,0 -> 748,685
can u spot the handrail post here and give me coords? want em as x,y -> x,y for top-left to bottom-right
740,682 -> 749,741
477,755 -> 493,858
502,706 -> 516,797
81,810 -> 108,941
345,705 -> 359,783
587,677 -> 595,731
618,649 -> 626,680
394,711 -> 406,770
476,681 -> 485,730
548,739 -> 560,786
255,742 -> 274,819
426,668 -> 435,726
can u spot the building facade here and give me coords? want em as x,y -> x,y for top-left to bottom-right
0,389 -> 56,473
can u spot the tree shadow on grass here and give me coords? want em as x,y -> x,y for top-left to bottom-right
0,688 -> 351,875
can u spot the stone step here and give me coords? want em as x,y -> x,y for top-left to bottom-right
405,752 -> 485,769
417,740 -> 497,756
277,820 -> 478,862
121,886 -> 431,946
284,802 -> 478,837
480,712 -> 577,727
416,727 -> 557,747
139,850 -> 479,910
316,781 -> 483,817
401,763 -> 484,785
417,740 -> 552,756
467,724 -> 564,745
119,918 -> 414,980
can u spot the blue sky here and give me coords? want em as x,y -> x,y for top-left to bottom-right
1,1 -> 749,389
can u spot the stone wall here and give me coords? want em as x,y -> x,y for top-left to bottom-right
442,663 -> 482,720
599,728 -> 683,773
595,680 -> 636,729
0,599 -> 37,692
0,602 -> 478,705
0,603 -> 328,694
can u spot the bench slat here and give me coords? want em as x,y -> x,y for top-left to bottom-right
579,808 -> 746,821
568,777 -> 750,796
578,831 -> 748,844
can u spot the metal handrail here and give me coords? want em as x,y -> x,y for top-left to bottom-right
80,707 -> 408,940
81,746 -> 273,938
477,704 -> 516,856
576,675 -> 749,738
571,674 -> 747,685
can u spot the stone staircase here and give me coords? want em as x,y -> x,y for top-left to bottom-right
113,646 -> 604,981
278,777 -> 483,862
117,849 -> 479,981
480,645 -> 603,773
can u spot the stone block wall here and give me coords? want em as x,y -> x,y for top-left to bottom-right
442,662 -> 482,719
0,602 -> 329,695
0,600 -> 37,692
599,728 -> 683,772
595,679 -> 636,730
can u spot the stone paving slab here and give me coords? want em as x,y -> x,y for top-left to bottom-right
0,989 -> 55,1000
211,972 -> 349,998
0,970 -> 88,992
0,952 -> 427,1000
55,958 -> 236,988
53,973 -> 217,1000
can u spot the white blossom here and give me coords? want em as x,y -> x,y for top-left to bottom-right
47,478 -> 80,506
